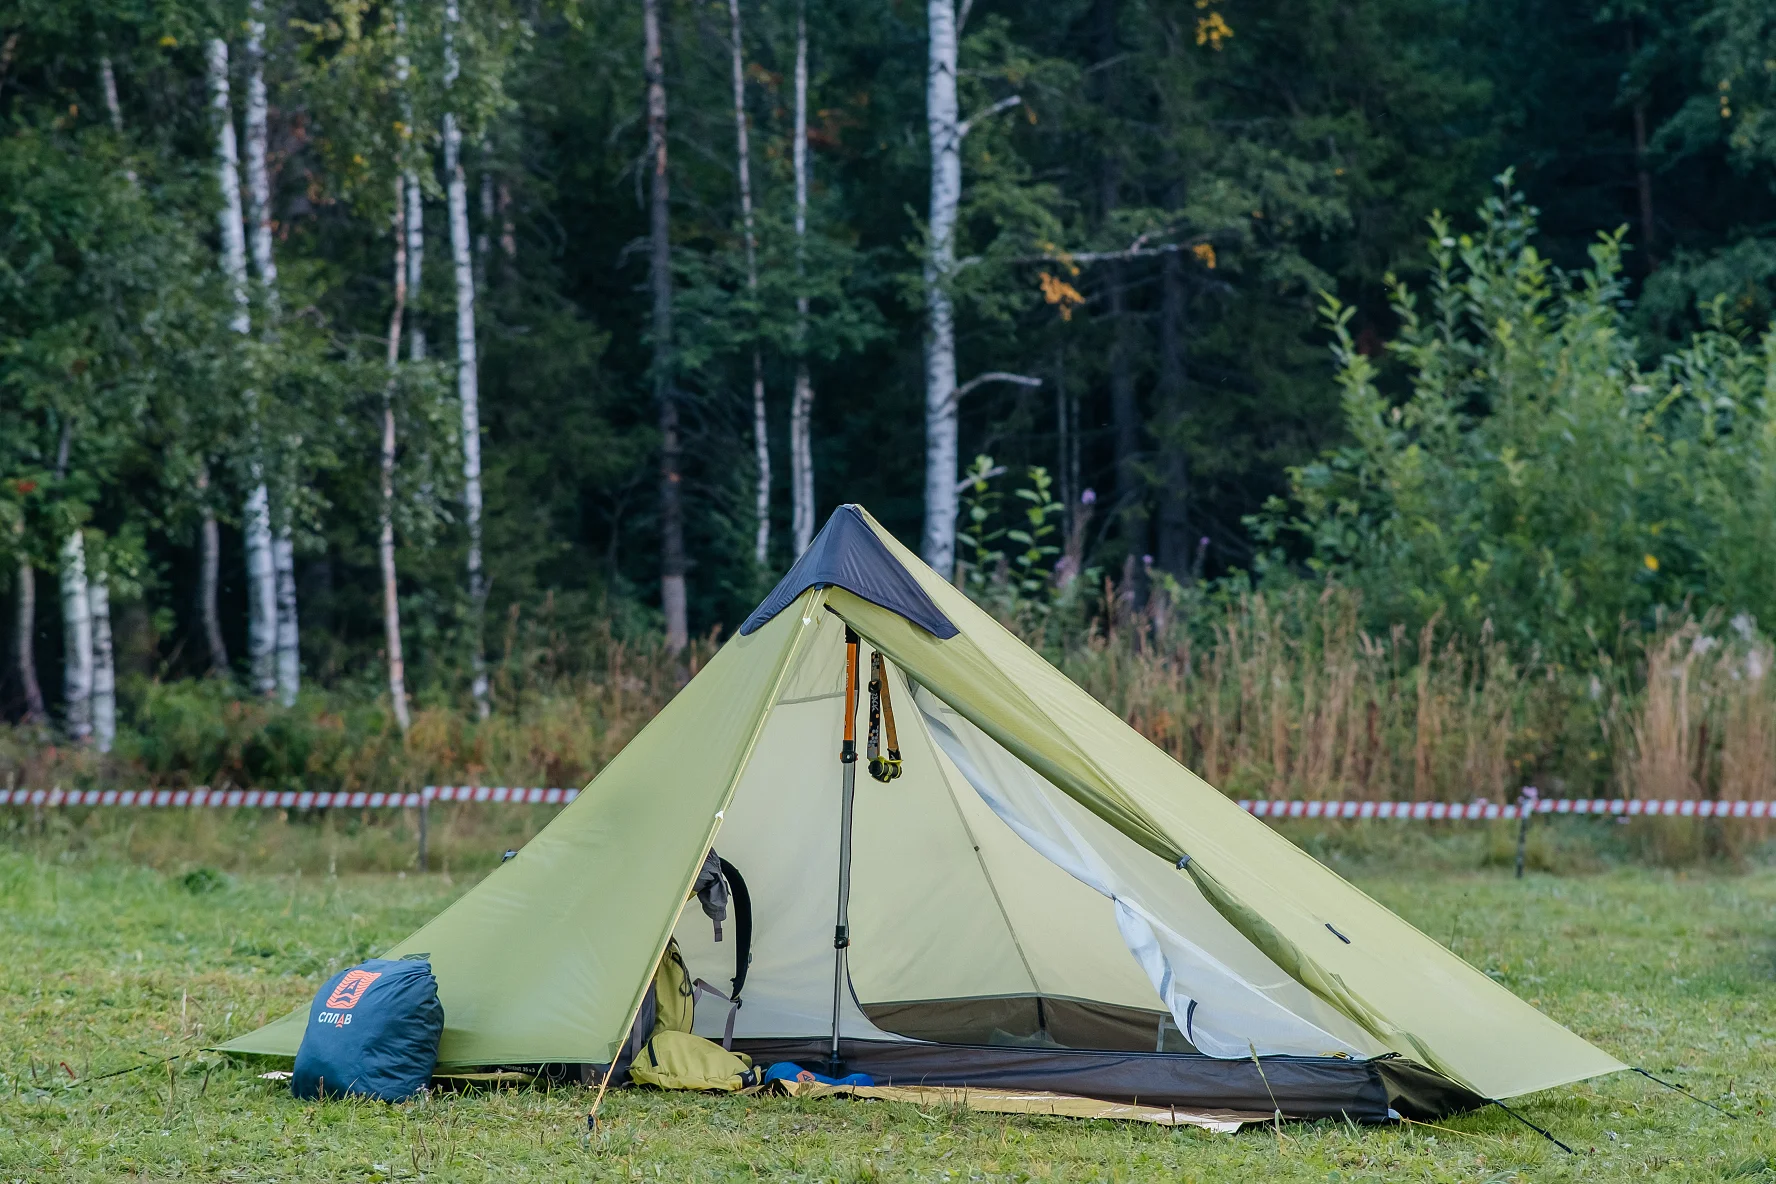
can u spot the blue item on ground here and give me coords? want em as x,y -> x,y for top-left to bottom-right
763,1061 -> 875,1088
292,957 -> 444,1102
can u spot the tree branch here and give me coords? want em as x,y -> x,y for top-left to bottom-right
949,370 -> 1041,413
956,464 -> 1006,492
958,95 -> 1022,140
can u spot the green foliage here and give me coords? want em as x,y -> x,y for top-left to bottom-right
1257,175 -> 1776,659
5,0 -> 1776,735
955,455 -> 1065,626
178,865 -> 227,894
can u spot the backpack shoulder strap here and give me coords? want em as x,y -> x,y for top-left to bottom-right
717,857 -> 752,1001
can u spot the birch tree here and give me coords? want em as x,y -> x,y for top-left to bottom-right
398,0 -> 426,365
58,529 -> 93,742
382,175 -> 413,733
920,0 -> 963,576
244,0 -> 300,706
383,6 -> 420,733
14,562 -> 45,724
728,0 -> 770,568
788,0 -> 815,557
46,412 -> 94,744
87,542 -> 114,751
78,47 -> 131,744
443,0 -> 490,717
644,0 -> 689,653
919,0 -> 1037,577
208,36 -> 277,693
197,468 -> 228,673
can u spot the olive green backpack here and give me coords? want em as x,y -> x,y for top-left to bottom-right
625,937 -> 758,1092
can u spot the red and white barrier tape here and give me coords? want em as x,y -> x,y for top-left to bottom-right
1238,798 -> 1775,820
0,785 -> 1770,818
0,785 -> 580,809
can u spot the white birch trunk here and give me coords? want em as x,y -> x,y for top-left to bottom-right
406,174 -> 426,360
58,532 -> 93,743
245,2 -> 297,704
383,175 -> 412,734
273,532 -> 298,706
15,560 -> 46,723
196,467 -> 228,673
444,0 -> 489,716
397,0 -> 426,363
728,0 -> 770,568
209,38 -> 277,692
207,41 -> 251,338
243,482 -> 276,695
88,571 -> 114,753
244,0 -> 279,304
90,53 -> 123,743
644,0 -> 689,654
789,0 -> 816,556
921,0 -> 962,577
100,56 -> 123,132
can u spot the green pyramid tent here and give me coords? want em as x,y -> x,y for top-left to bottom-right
222,505 -> 1624,1119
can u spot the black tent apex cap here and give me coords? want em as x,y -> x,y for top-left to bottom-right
739,505 -> 958,638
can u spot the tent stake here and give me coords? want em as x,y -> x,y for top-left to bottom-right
828,627 -> 861,1078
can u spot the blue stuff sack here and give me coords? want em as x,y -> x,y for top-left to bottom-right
763,1062 -> 874,1088
292,956 -> 443,1102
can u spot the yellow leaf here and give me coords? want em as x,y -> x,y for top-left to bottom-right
1039,272 -> 1085,321
1195,11 -> 1232,49
1191,242 -> 1217,269
1644,554 -> 1659,572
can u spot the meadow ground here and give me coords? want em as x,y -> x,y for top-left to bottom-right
1,829 -> 1773,1182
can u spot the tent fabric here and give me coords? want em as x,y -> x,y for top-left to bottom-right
220,597 -> 829,1067
734,1038 -> 1398,1121
821,508 -> 1627,1101
223,503 -> 1624,1113
739,504 -> 956,638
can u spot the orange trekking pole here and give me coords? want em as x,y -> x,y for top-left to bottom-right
828,628 -> 860,1076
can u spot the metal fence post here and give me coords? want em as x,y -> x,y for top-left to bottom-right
418,786 -> 430,873
1514,786 -> 1539,879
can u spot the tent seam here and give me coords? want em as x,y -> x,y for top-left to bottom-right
597,588 -> 831,1066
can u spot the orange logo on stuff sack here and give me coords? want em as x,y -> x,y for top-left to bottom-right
325,969 -> 382,1010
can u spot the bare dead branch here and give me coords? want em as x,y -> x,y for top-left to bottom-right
958,94 -> 1022,140
947,371 -> 1041,414
956,464 -> 1007,492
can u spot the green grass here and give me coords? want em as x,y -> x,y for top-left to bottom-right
2,845 -> 1774,1182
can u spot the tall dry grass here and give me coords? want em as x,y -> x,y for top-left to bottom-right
0,623 -> 719,797
4,590 -> 1774,817
1058,587 -> 1545,801
1053,588 -> 1776,811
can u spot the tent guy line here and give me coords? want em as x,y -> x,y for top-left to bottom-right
4,786 -> 1772,818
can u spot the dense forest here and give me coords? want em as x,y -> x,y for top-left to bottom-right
4,0 -> 1776,770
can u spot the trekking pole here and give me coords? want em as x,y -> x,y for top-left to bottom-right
828,627 -> 861,1079
1514,786 -> 1537,880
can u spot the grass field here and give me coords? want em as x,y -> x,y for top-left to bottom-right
2,839 -> 1773,1182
